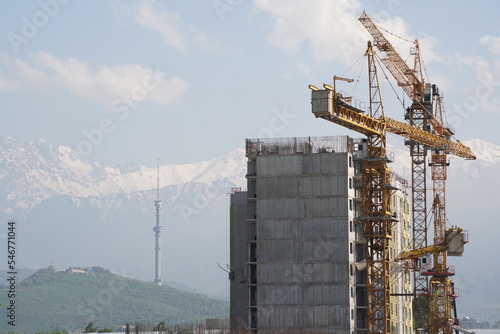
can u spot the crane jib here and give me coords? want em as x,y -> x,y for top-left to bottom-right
310,89 -> 476,160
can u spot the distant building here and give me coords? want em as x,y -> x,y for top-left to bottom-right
49,261 -> 56,271
461,316 -> 491,329
230,136 -> 412,334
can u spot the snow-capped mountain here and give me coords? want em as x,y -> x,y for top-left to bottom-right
0,135 -> 245,214
464,138 -> 500,163
384,138 -> 500,187
0,135 -> 246,296
0,135 -> 498,313
3,135 -> 494,218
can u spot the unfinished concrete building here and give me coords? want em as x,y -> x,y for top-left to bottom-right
229,136 -> 412,334
230,189 -> 250,331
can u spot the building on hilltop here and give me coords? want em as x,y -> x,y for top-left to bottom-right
229,135 -> 412,334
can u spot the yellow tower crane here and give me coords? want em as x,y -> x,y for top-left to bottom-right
357,12 -> 475,334
358,12 -> 431,314
309,15 -> 475,334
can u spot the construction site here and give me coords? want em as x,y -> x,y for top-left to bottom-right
229,12 -> 476,334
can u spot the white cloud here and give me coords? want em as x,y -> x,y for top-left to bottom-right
148,76 -> 189,105
0,52 -> 189,105
123,0 -> 218,53
253,1 -> 441,68
130,0 -> 186,51
473,57 -> 500,112
427,71 -> 454,93
479,35 -> 500,55
253,0 -> 365,63
413,32 -> 442,64
0,74 -> 16,92
453,55 -> 500,113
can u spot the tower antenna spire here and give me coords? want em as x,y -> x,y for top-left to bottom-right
157,158 -> 160,201
153,159 -> 163,286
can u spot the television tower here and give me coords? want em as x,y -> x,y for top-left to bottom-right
153,160 -> 163,286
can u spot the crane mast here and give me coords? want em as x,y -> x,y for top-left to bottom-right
363,42 -> 392,334
359,13 -> 432,319
310,12 -> 475,334
427,90 -> 460,334
311,42 -> 394,334
357,12 -> 474,334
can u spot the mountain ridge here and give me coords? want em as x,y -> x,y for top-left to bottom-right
0,135 -> 246,214
0,135 -> 498,309
3,135 -> 497,211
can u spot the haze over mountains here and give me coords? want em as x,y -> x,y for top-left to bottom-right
0,135 -> 245,297
0,135 -> 498,319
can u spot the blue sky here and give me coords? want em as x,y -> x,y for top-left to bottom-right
0,0 -> 499,167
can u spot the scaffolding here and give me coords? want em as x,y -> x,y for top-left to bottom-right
246,136 -> 354,157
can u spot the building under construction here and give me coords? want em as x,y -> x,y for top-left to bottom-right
230,136 -> 413,334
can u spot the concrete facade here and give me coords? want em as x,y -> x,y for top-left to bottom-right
230,136 -> 412,334
230,190 -> 250,331
387,173 -> 413,334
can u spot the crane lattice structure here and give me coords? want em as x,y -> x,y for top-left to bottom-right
358,13 -> 431,317
358,12 -> 474,334
309,12 -> 475,334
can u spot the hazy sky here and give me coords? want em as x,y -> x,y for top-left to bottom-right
0,0 -> 498,167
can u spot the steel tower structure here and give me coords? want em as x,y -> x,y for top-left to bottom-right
153,161 -> 164,286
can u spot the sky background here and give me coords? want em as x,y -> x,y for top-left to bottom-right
0,0 -> 499,167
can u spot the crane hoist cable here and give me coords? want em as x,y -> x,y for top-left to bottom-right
351,58 -> 366,96
426,205 -> 436,234
374,21 -> 415,44
418,44 -> 431,84
439,93 -> 459,140
441,95 -> 460,141
337,53 -> 366,97
374,53 -> 407,110
340,53 -> 366,79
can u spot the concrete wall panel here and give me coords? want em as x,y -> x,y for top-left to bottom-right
258,262 -> 349,284
257,305 -> 351,332
244,145 -> 368,333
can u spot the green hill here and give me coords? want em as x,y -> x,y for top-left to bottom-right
1,266 -> 228,333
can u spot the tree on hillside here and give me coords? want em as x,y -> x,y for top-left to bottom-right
153,321 -> 168,333
84,322 -> 97,333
